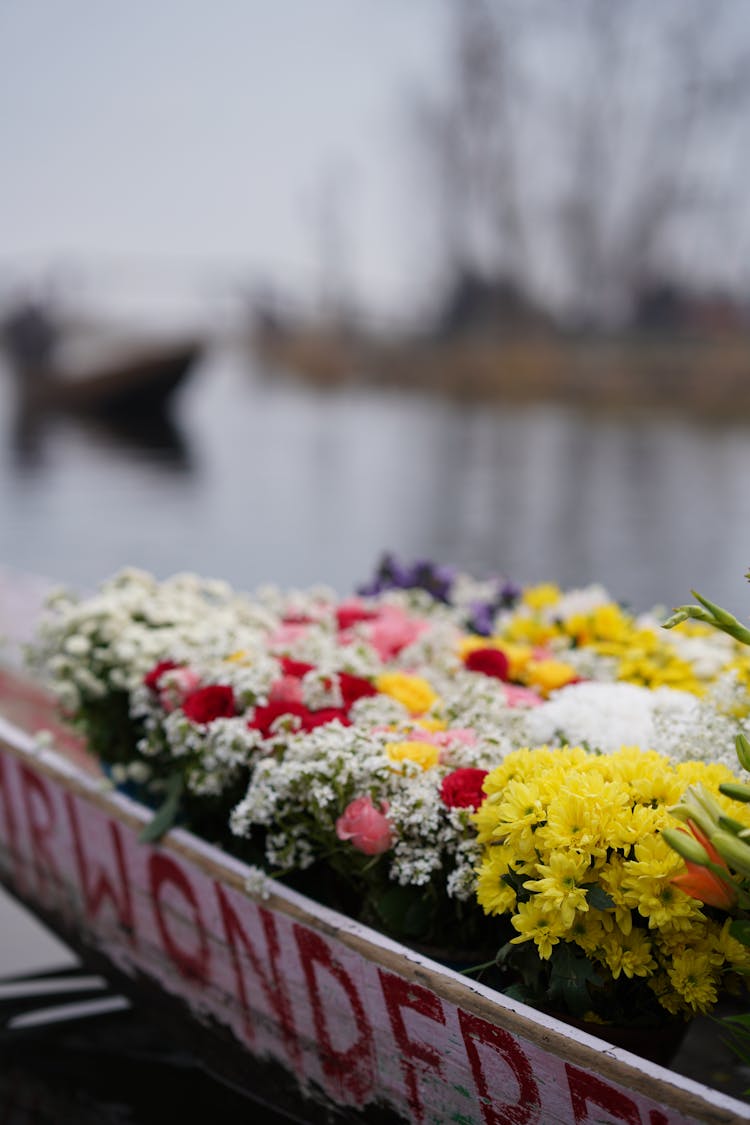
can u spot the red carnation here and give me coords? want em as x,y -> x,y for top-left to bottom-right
336,605 -> 378,631
333,672 -> 379,709
440,768 -> 489,811
463,647 -> 510,681
182,685 -> 236,724
143,660 -> 180,692
248,701 -> 351,738
278,657 -> 316,678
303,707 -> 352,730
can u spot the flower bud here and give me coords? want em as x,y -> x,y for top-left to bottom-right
736,733 -> 750,773
711,830 -> 750,878
661,827 -> 712,866
720,781 -> 750,804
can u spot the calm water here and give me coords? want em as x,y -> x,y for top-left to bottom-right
2,341 -> 750,613
3,342 -> 750,1117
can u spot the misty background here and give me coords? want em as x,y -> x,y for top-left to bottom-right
2,2 -> 750,1113
1,0 -> 750,612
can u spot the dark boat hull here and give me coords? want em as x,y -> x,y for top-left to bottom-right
20,340 -> 202,420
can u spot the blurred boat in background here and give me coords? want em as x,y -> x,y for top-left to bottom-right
1,300 -> 203,421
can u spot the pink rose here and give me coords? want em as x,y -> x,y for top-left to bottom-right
409,727 -> 477,749
143,660 -> 180,692
269,675 -> 305,705
366,605 -> 429,661
335,795 -> 393,855
158,666 -> 202,712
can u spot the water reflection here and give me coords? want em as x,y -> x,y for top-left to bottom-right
8,401 -> 192,473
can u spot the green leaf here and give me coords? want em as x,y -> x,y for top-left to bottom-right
373,885 -> 410,931
502,981 -> 538,1005
729,918 -> 750,947
138,773 -> 184,844
586,885 -> 615,911
548,944 -> 602,1018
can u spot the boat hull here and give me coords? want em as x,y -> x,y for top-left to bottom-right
0,713 -> 747,1124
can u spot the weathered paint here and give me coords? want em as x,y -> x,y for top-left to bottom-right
0,717 -> 747,1125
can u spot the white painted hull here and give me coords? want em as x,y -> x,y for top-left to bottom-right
0,712 -> 747,1124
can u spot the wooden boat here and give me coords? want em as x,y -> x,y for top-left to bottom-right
15,338 -> 202,420
0,667 -> 748,1123
2,304 -> 202,420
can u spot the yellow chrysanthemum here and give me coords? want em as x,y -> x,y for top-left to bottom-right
600,928 -> 656,980
717,919 -> 750,971
568,910 -> 609,957
385,740 -> 440,771
535,772 -> 624,859
487,778 -> 547,857
522,852 -> 591,929
667,948 -> 720,1013
375,672 -> 440,716
475,847 -> 518,916
510,898 -> 565,960
620,837 -> 702,930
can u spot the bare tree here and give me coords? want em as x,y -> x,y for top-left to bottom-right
410,0 -> 750,326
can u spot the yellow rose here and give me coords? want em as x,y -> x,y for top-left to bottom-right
385,740 -> 440,770
375,672 -> 439,715
524,659 -> 577,695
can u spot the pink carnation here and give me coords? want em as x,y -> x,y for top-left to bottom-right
335,795 -> 393,856
269,623 -> 312,648
502,684 -> 543,708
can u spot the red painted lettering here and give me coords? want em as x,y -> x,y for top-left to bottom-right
149,852 -> 209,982
19,766 -> 60,899
293,925 -> 375,1104
649,1115 -> 669,1125
378,969 -> 446,1124
65,795 -> 135,943
566,1064 -> 641,1124
215,884 -> 300,1072
458,1008 -> 541,1125
0,753 -> 20,882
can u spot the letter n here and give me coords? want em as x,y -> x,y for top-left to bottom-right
215,884 -> 300,1072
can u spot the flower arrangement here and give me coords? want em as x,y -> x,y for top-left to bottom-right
473,744 -> 750,1025
27,556 -> 750,1038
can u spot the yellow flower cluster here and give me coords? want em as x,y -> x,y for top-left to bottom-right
495,585 -> 750,696
473,745 -> 750,1016
376,672 -> 440,715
